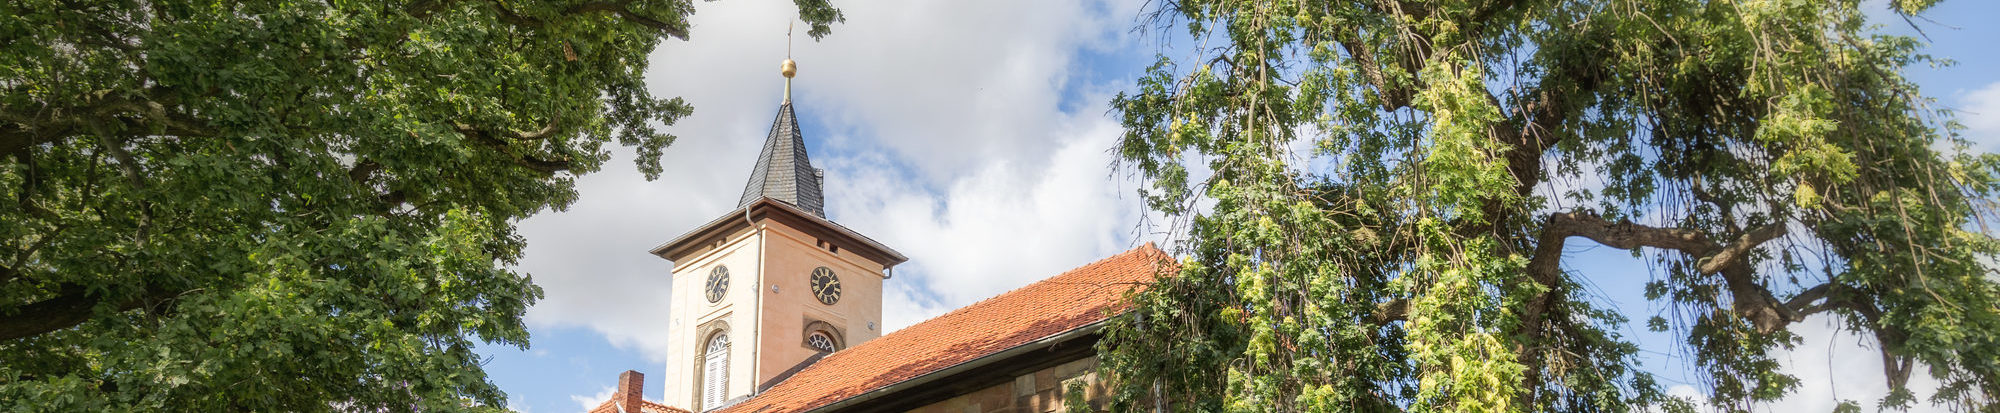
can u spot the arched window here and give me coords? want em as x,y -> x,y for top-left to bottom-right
799,320 -> 844,353
805,331 -> 836,353
702,333 -> 730,408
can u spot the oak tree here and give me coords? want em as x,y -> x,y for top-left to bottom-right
0,0 -> 840,410
1099,0 -> 2000,411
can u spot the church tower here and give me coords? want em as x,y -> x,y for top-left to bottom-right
649,58 -> 907,412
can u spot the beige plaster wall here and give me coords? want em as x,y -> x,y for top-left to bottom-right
903,356 -> 1109,413
660,215 -> 897,411
662,223 -> 763,411
752,219 -> 888,386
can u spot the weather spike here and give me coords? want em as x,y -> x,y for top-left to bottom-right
782,21 -> 796,104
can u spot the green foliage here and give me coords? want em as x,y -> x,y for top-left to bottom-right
1066,380 -> 1098,413
1099,0 -> 2000,412
0,0 -> 839,411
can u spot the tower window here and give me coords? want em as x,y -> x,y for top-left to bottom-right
702,333 -> 730,408
799,320 -> 844,353
805,331 -> 836,353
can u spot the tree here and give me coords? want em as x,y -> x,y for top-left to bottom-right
1098,0 -> 2000,411
0,0 -> 841,410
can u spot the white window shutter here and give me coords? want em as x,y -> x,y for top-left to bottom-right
703,355 -> 717,407
702,334 -> 729,409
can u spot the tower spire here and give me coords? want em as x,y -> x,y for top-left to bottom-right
739,23 -> 823,217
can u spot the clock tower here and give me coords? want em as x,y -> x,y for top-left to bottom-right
649,59 -> 907,412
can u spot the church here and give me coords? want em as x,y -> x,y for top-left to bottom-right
580,59 -> 1171,413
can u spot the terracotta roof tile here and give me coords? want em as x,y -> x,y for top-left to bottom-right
587,399 -> 693,413
716,243 -> 1172,413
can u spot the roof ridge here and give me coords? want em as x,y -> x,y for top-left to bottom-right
874,242 -> 1165,338
586,393 -> 692,413
638,399 -> 691,413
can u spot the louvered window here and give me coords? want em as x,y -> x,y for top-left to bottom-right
702,333 -> 730,409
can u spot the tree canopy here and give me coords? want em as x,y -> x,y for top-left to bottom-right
0,0 -> 839,410
1098,0 -> 2000,411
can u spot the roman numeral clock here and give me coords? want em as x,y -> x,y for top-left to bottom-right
809,266 -> 841,305
705,266 -> 729,303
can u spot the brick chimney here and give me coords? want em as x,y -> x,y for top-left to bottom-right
616,370 -> 645,413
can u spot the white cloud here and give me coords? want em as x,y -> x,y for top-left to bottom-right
507,394 -> 532,413
570,385 -> 617,411
510,154 -> 684,361
1665,384 -> 1708,408
1647,314 -> 1948,412
1959,80 -> 2000,150
795,0 -> 1143,184
512,0 -> 1152,363
1764,315 -> 1946,413
826,111 -> 1147,330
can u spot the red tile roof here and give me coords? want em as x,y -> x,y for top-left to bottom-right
588,399 -> 692,413
716,243 -> 1172,413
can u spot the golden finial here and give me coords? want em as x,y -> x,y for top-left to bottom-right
782,22 -> 795,104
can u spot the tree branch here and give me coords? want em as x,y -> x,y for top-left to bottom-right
1539,210 -> 1797,332
1785,282 -> 1835,316
451,121 -> 559,141
567,2 -> 685,39
346,160 -> 415,213
1337,40 -> 1413,111
0,284 -> 172,341
2,88 -> 216,158
487,1 -> 688,39
448,122 -> 575,175
1372,299 -> 1408,326
1698,223 -> 1785,274
0,285 -> 98,341
347,160 -> 383,184
0,124 -> 70,159
516,155 -> 573,174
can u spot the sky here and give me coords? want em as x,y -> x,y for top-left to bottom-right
474,1 -> 2000,412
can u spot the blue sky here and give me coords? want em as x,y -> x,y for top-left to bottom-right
476,1 -> 2000,412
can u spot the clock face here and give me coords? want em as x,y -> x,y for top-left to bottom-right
705,266 -> 729,303
808,267 -> 841,305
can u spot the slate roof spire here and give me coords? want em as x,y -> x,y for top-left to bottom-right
737,58 -> 825,217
